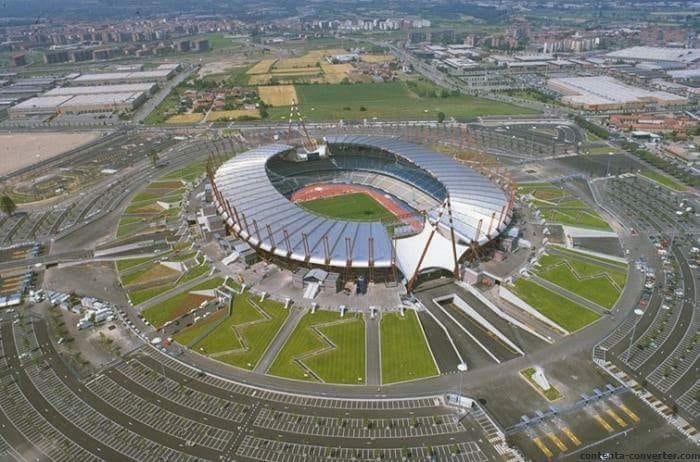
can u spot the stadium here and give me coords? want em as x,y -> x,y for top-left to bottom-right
211,134 -> 514,287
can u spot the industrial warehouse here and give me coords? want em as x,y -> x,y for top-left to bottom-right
547,75 -> 688,111
7,64 -> 179,119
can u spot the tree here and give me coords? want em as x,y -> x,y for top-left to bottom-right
437,111 -> 446,123
0,195 -> 16,217
148,149 -> 159,168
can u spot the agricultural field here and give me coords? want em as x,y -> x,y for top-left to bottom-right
141,277 -> 224,328
519,182 -> 611,230
267,81 -> 537,122
165,113 -> 204,124
257,85 -> 298,107
246,59 -> 277,75
247,49 -> 352,85
206,109 -> 260,122
298,193 -> 394,221
268,310 -> 365,384
532,252 -> 627,309
380,310 -> 438,384
191,293 -> 289,370
510,278 -> 601,332
360,54 -> 396,63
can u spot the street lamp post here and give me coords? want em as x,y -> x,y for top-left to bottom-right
457,362 -> 467,408
625,308 -> 645,363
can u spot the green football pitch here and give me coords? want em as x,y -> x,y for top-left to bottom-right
298,192 -> 394,221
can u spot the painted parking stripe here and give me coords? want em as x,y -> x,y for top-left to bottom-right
547,432 -> 567,452
533,437 -> 553,459
618,403 -> 640,423
562,427 -> 581,446
606,409 -> 627,427
593,414 -> 614,433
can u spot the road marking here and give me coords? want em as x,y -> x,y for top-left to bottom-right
533,437 -> 553,459
593,414 -> 614,433
547,432 -> 567,452
562,427 -> 581,446
617,403 -> 640,423
606,409 -> 627,427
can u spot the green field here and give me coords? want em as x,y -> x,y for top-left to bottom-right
192,293 -> 289,370
298,193 -> 393,221
551,246 -> 628,269
267,81 -> 538,122
533,253 -> 626,309
173,309 -> 228,347
640,170 -> 685,191
510,279 -> 601,332
519,182 -> 611,230
268,310 -> 365,384
380,310 -> 438,384
141,278 -> 224,327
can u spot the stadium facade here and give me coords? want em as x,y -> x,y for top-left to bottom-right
211,135 -> 513,282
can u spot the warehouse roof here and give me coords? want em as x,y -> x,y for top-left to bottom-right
45,83 -> 157,96
606,46 -> 700,64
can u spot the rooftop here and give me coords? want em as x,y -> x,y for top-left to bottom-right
606,46 -> 700,64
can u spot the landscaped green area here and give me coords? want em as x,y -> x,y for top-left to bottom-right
520,367 -> 562,401
192,293 -> 289,370
268,310 -> 365,384
640,169 -> 686,192
519,182 -> 611,230
127,284 -> 173,306
551,245 -> 628,269
298,193 -> 393,221
173,309 -> 228,347
267,81 -> 538,122
380,310 -> 438,384
585,145 -> 618,155
141,277 -> 224,327
532,253 -> 627,309
510,278 -> 601,332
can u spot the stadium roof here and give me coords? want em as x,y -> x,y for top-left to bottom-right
213,135 -> 510,269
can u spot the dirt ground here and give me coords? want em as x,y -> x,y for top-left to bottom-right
0,131 -> 102,176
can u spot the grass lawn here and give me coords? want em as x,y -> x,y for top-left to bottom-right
538,208 -> 611,230
511,279 -> 601,332
298,193 -> 393,221
178,263 -> 211,284
120,263 -> 180,287
268,310 -> 365,384
267,82 -> 538,122
585,146 -> 618,155
194,294 -> 288,370
127,284 -> 173,306
519,182 -> 611,230
641,170 -> 685,191
380,310 -> 438,384
551,246 -> 628,270
162,160 -> 208,183
115,257 -> 153,272
173,309 -> 227,347
534,254 -> 623,309
141,277 -> 223,327
520,367 -> 562,401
